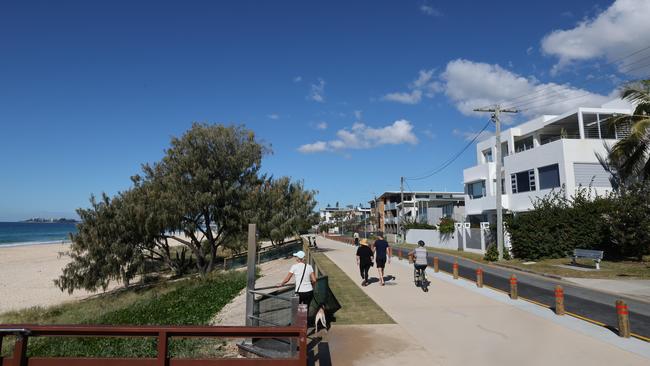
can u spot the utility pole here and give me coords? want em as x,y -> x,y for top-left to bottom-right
399,176 -> 404,244
473,105 -> 518,261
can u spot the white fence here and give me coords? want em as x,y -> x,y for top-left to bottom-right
405,222 -> 492,254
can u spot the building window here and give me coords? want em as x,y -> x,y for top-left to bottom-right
442,203 -> 453,217
514,136 -> 534,153
538,164 -> 560,190
466,180 -> 486,199
482,149 -> 493,163
511,169 -> 536,194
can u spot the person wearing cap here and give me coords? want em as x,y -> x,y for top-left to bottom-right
372,232 -> 391,286
277,250 -> 317,308
356,238 -> 374,286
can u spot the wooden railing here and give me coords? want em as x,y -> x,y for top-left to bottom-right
0,306 -> 307,366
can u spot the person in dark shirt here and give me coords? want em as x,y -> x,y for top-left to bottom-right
372,232 -> 391,286
356,238 -> 374,286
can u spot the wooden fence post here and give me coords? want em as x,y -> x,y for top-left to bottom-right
452,260 -> 458,279
476,267 -> 483,288
616,300 -> 631,338
554,286 -> 565,316
510,274 -> 518,300
245,224 -> 256,327
433,257 -> 439,273
157,331 -> 168,366
12,334 -> 28,366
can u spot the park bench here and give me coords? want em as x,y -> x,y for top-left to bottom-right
572,249 -> 604,270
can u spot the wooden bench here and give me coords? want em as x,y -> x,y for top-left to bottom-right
572,249 -> 604,270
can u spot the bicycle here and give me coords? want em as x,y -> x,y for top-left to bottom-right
413,265 -> 429,292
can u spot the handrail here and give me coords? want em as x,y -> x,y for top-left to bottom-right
0,305 -> 308,365
0,328 -> 31,335
254,284 -> 292,291
248,290 -> 293,301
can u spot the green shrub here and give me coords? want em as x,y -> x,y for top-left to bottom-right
603,183 -> 650,260
438,217 -> 456,235
484,243 -> 511,261
506,186 -> 615,260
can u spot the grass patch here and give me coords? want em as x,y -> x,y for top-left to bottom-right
311,253 -> 394,325
502,257 -> 650,279
395,243 -> 650,279
0,270 -> 247,358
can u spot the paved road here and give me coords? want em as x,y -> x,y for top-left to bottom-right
317,236 -> 650,366
390,246 -> 650,339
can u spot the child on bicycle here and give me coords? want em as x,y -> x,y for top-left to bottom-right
409,240 -> 428,281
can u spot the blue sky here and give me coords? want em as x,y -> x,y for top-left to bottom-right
1,0 -> 648,220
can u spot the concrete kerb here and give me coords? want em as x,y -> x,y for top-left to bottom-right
390,257 -> 650,360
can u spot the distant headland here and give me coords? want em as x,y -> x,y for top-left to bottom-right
22,218 -> 79,224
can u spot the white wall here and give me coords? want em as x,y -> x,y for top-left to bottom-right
405,229 -> 459,250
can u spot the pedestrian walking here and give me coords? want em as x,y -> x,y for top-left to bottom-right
356,238 -> 374,286
277,250 -> 317,310
353,232 -> 360,247
372,232 -> 391,286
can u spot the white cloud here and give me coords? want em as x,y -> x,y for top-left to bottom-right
440,59 -> 610,117
298,141 -> 328,153
293,76 -> 302,83
420,4 -> 442,17
382,69 -> 442,104
541,0 -> 650,76
382,90 -> 422,104
298,120 -> 418,153
526,46 -> 534,55
353,110 -> 362,120
267,113 -> 279,120
308,78 -> 326,102
316,121 -> 328,130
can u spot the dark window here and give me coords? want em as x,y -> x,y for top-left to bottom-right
538,164 -> 560,190
465,180 -> 486,199
483,149 -> 493,163
511,170 -> 536,194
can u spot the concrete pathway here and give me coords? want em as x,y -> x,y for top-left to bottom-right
317,236 -> 650,366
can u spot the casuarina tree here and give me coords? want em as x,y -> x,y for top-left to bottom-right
58,123 -> 276,293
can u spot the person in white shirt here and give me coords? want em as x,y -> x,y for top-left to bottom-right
277,250 -> 317,307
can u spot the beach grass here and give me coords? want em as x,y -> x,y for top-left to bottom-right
0,270 -> 247,358
311,252 -> 394,325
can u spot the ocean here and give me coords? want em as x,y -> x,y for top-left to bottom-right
0,222 -> 78,247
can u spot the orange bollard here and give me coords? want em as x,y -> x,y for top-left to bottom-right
510,274 -> 518,300
476,267 -> 483,288
433,257 -> 439,272
398,248 -> 402,261
554,285 -> 565,315
616,300 -> 631,338
452,261 -> 459,279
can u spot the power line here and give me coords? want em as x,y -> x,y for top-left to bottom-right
405,119 -> 492,181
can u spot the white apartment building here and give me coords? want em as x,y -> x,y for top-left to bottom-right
463,99 -> 633,224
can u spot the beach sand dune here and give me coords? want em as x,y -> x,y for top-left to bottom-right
0,243 -> 119,314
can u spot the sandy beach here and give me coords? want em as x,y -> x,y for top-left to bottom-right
0,234 -> 291,315
0,243 -> 120,314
